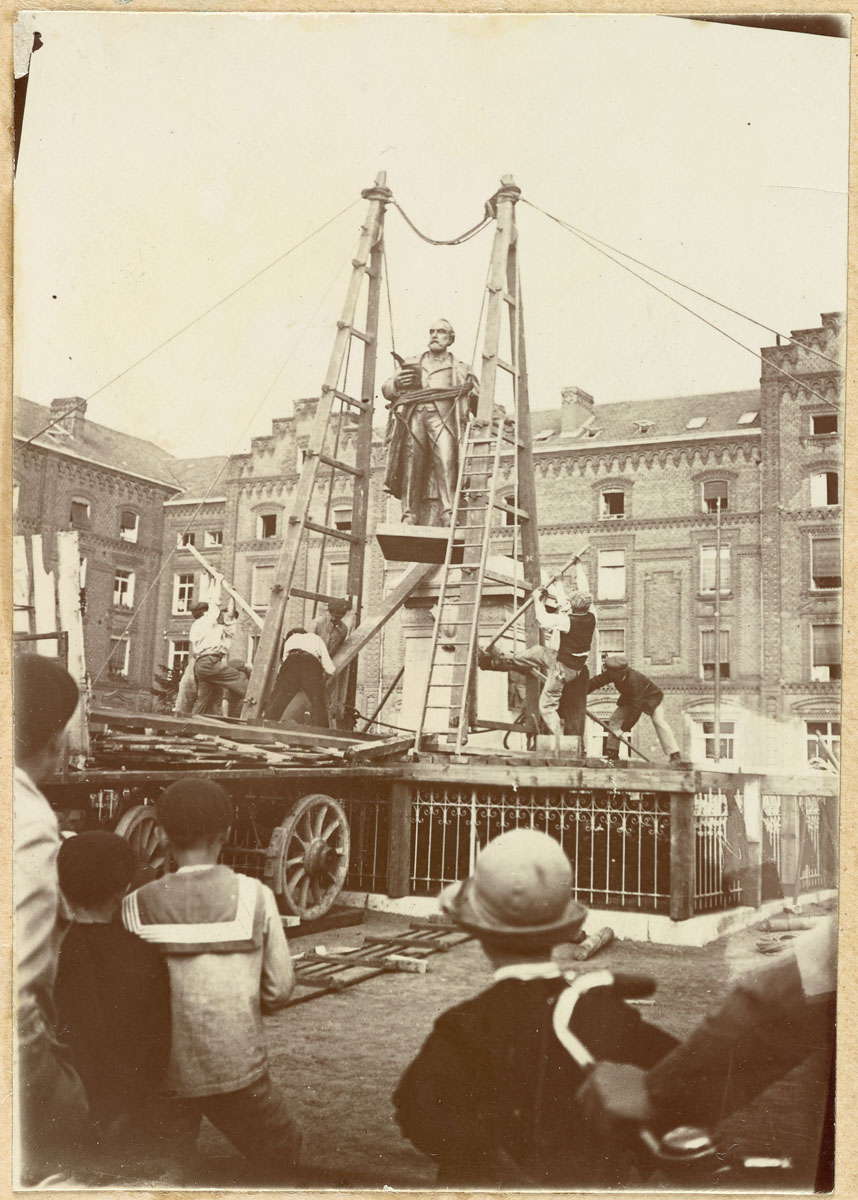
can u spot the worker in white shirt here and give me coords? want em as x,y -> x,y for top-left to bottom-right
190,602 -> 247,717
264,627 -> 335,727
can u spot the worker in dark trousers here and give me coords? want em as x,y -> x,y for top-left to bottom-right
264,628 -> 334,727
587,656 -> 680,763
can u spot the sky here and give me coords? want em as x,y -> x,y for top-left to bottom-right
13,12 -> 849,459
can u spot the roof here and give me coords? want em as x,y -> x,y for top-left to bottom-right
168,456 -> 231,500
530,388 -> 761,445
13,396 -> 184,489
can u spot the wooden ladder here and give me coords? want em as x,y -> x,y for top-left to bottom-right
413,175 -> 542,752
242,173 -> 392,722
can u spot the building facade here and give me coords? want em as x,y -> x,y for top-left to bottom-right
13,397 -> 182,708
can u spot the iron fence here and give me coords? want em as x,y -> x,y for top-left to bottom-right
693,790 -> 744,913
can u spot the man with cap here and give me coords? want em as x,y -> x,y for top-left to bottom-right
188,601 -> 247,717
394,828 -> 677,1188
587,656 -> 681,764
481,580 -> 596,754
310,598 -> 351,727
13,654 -> 89,1182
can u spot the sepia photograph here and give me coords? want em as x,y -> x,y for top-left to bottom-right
10,10 -> 847,1192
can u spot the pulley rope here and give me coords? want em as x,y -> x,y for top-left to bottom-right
391,199 -> 492,247
524,199 -> 841,412
89,248 -> 356,688
21,198 -> 362,448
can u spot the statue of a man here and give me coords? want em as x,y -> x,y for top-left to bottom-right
382,318 -> 479,526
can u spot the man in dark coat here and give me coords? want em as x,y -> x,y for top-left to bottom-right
393,829 -> 678,1188
587,655 -> 681,763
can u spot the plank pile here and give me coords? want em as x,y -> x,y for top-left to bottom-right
87,708 -> 414,774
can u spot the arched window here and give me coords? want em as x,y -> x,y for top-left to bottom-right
119,510 -> 139,543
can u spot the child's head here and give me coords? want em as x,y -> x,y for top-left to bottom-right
439,828 -> 587,962
155,778 -> 233,854
58,831 -> 136,918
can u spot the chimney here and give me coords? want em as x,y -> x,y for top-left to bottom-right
50,396 -> 86,438
560,386 -> 594,434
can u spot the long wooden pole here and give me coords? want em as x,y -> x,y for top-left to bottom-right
185,542 -> 263,629
482,544 -> 590,652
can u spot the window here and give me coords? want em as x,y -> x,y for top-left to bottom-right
700,720 -> 735,761
108,637 -> 130,678
70,498 -> 90,527
700,630 -> 730,680
633,420 -> 654,435
811,625 -> 841,682
597,549 -> 625,601
811,537 -> 841,590
169,639 -> 191,673
702,480 -> 728,513
173,572 -> 195,614
176,531 -> 196,548
598,628 -> 625,665
333,506 -> 353,533
806,721 -> 840,768
251,564 -> 275,609
737,411 -> 759,425
204,529 -> 224,548
113,569 -> 135,608
812,413 -> 838,436
600,490 -> 625,519
700,545 -> 731,594
810,472 -> 839,507
257,513 -> 278,539
119,510 -> 139,543
686,416 -> 707,430
327,561 -> 349,597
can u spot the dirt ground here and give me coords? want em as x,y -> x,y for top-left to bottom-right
185,903 -> 833,1191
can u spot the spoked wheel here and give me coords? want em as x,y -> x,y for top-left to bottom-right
267,793 -> 350,920
114,804 -> 169,886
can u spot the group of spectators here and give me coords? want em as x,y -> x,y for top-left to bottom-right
14,652 -> 835,1188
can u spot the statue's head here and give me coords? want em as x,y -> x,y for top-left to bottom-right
428,319 -> 455,350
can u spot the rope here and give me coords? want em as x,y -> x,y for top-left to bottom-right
382,239 -> 396,360
89,248 -> 355,688
21,199 -> 362,448
391,199 -> 492,247
523,199 -> 843,369
523,200 -> 842,412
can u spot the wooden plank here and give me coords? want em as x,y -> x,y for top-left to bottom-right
55,532 -> 90,756
344,735 -> 414,763
13,536 -> 32,634
669,792 -> 696,921
329,560 -> 436,677
31,535 -> 59,656
387,781 -> 413,899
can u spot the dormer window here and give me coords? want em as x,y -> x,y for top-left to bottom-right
686,416 -> 707,430
633,420 -> 654,435
737,411 -> 759,425
584,427 -> 601,439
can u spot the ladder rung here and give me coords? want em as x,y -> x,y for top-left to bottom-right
332,388 -> 369,409
337,321 -> 374,345
291,586 -> 349,606
497,358 -> 517,375
502,290 -> 517,307
318,452 -> 364,477
302,518 -> 359,544
494,500 -> 529,520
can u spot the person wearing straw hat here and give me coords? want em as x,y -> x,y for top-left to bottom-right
393,829 -> 677,1188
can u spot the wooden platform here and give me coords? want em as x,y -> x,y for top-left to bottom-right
375,523 -> 463,564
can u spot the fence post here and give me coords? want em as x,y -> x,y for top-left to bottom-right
780,795 -> 799,897
387,782 -> 413,899
669,791 -> 695,920
740,777 -> 762,909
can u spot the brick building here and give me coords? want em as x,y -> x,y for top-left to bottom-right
13,397 -> 182,707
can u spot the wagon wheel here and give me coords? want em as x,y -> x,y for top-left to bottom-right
114,804 -> 169,887
267,793 -> 350,921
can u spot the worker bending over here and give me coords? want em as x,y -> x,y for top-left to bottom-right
587,656 -> 680,764
264,628 -> 334,727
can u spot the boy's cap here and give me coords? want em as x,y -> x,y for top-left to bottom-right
328,598 -> 350,616
440,829 -> 586,948
570,592 -> 593,613
14,654 -> 79,762
58,831 -> 136,908
156,779 -> 234,840
603,654 -> 629,671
